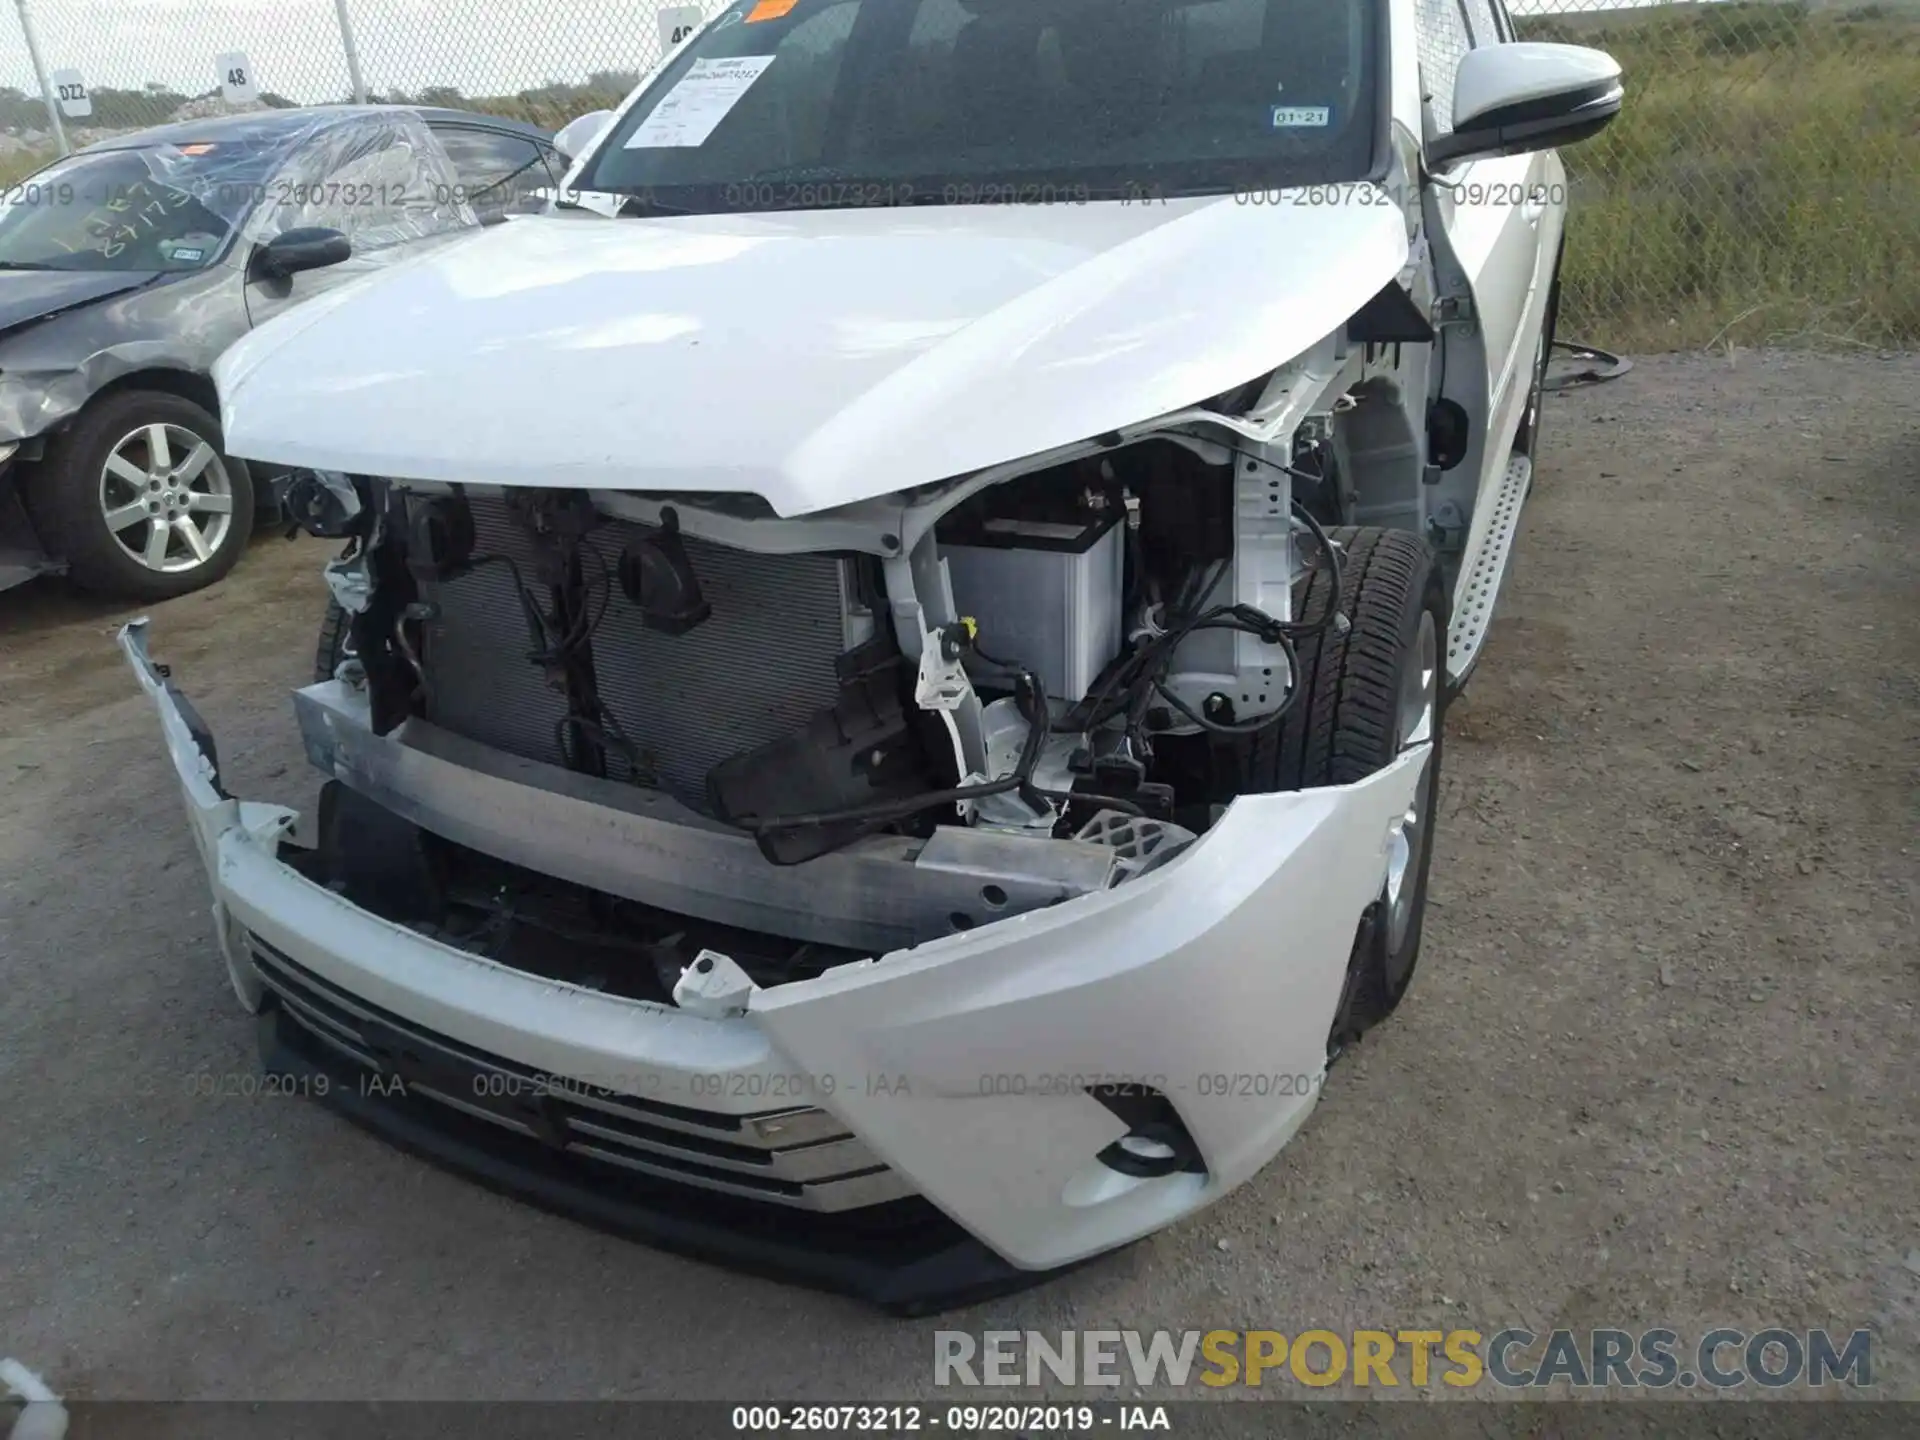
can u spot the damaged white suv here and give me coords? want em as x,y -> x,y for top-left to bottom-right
123,0 -> 1620,1311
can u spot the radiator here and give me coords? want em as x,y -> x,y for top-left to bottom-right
585,518 -> 852,807
420,499 -> 571,768
420,500 -> 855,811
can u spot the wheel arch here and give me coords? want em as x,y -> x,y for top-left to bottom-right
87,366 -> 221,425
79,369 -> 255,497
19,381 -> 259,597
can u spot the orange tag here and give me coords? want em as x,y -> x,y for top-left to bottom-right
177,143 -> 217,155
745,0 -> 799,20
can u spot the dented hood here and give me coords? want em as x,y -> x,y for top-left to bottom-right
214,193 -> 1410,516
0,269 -> 161,341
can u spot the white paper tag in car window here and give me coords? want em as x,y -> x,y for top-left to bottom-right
1271,105 -> 1331,129
624,55 -> 775,149
52,69 -> 92,118
217,51 -> 258,103
658,5 -> 705,51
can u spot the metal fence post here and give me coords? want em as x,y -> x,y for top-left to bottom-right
14,0 -> 70,154
334,0 -> 370,103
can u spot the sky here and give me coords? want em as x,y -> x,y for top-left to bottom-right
1,0 -> 1710,116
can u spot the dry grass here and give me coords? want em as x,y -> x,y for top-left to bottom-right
0,152 -> 52,187
1525,5 -> 1920,350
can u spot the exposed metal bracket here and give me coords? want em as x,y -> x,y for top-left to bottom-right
1074,811 -> 1199,884
1426,499 -> 1468,552
293,681 -> 1119,952
672,948 -> 758,1019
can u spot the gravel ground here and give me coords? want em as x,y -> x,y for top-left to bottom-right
1,351 -> 1915,1404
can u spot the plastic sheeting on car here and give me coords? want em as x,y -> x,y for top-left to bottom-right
241,107 -> 478,264
0,107 -> 480,444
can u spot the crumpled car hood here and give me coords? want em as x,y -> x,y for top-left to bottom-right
214,193 -> 1411,516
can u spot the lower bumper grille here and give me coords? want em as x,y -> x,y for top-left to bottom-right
248,938 -> 910,1212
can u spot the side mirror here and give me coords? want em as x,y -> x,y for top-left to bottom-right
252,226 -> 352,281
554,109 -> 616,165
1428,43 -> 1623,171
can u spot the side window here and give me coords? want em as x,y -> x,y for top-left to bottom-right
252,130 -> 471,256
1458,0 -> 1504,45
432,127 -> 557,222
1413,0 -> 1473,135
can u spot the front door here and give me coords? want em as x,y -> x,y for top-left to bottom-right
243,119 -> 473,328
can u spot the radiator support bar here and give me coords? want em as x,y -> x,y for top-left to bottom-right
295,680 -> 1120,954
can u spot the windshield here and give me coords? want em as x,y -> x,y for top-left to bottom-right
0,144 -> 274,273
581,0 -> 1377,212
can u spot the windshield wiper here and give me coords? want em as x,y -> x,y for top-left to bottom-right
615,193 -> 693,218
0,261 -> 60,271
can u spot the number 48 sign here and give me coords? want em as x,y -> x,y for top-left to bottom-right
658,6 -> 704,51
216,51 -> 258,103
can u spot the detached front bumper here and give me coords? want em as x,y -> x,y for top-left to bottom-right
123,619 -> 1426,1309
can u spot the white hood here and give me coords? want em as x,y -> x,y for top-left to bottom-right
215,194 -> 1410,516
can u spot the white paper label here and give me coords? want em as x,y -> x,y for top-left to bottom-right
51,68 -> 92,119
1271,105 -> 1331,129
658,5 -> 706,52
217,51 -> 258,103
624,55 -> 774,149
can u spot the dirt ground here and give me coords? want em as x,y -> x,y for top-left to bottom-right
1,351 -> 1915,1404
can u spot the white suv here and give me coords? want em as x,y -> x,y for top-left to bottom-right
126,0 -> 1620,1313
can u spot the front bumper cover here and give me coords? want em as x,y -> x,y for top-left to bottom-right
122,618 -> 1427,1307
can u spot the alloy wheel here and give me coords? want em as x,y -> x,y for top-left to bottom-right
98,422 -> 234,575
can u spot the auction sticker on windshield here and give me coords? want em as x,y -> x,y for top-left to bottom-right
1272,106 -> 1332,128
625,56 -> 776,149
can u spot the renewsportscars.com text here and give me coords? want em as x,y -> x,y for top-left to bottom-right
934,1327 -> 1872,1391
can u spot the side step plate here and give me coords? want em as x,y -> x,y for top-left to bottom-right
1446,454 -> 1532,686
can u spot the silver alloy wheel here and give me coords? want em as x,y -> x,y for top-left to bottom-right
1383,609 -> 1439,956
98,422 -> 234,575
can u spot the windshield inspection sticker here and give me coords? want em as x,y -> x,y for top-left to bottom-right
624,55 -> 776,148
1272,105 -> 1332,128
745,0 -> 800,19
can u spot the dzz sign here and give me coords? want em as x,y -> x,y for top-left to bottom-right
51,68 -> 92,118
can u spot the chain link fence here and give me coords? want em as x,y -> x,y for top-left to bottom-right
3,0 -> 1917,349
1513,0 -> 1920,349
1,0 -> 359,136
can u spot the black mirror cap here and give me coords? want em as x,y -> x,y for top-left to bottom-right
254,226 -> 352,281
1427,79 -> 1623,172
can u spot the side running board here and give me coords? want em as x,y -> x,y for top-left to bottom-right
1446,453 -> 1532,688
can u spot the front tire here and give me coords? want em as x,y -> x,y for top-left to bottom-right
23,389 -> 253,601
315,597 -> 354,683
1513,259 -> 1563,460
1233,527 -> 1448,1058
